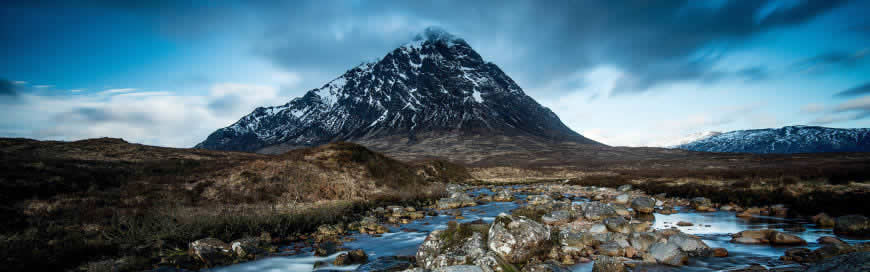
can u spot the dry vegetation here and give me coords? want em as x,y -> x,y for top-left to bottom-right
0,138 -> 449,271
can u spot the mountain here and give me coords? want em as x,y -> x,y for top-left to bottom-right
675,125 -> 870,154
649,131 -> 722,148
196,28 -> 600,153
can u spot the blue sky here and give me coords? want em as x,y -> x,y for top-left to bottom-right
1,0 -> 869,147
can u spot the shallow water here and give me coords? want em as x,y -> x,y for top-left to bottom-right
210,186 -> 867,272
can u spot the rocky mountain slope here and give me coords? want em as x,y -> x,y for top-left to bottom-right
675,125 -> 870,154
196,28 -> 599,153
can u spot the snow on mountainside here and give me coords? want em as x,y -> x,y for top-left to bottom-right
648,131 -> 722,148
675,125 -> 870,154
196,27 -> 600,152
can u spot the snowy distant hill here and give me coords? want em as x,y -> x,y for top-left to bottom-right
196,28 -> 600,153
674,126 -> 870,154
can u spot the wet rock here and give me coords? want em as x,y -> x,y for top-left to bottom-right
817,236 -> 847,246
355,256 -> 415,272
648,242 -> 688,266
603,217 -> 630,234
592,256 -> 626,272
598,241 -> 625,257
617,185 -> 632,192
834,215 -> 870,236
630,197 -> 655,214
230,237 -> 264,257
417,226 -> 488,269
667,233 -> 710,256
613,194 -> 630,205
336,249 -> 369,265
582,202 -> 617,221
189,238 -> 232,266
527,195 -> 554,205
335,253 -> 352,265
676,221 -> 693,227
690,197 -> 712,211
730,229 -> 806,245
629,222 -> 650,233
488,214 -> 551,264
493,190 -> 515,202
628,232 -> 657,252
434,265 -> 485,272
316,241 -> 340,257
588,224 -> 608,234
712,248 -> 728,257
812,213 -> 836,227
611,205 -> 631,217
806,251 -> 870,272
542,210 -> 573,225
522,261 -> 571,272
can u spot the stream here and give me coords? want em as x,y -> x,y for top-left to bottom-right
208,186 -> 868,272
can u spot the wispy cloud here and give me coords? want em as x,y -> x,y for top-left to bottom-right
834,82 -> 870,97
100,88 -> 138,94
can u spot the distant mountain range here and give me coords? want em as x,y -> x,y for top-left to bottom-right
674,126 -> 870,154
196,28 -> 599,153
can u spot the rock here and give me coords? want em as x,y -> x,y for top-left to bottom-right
522,261 -> 571,272
712,248 -> 728,257
614,194 -> 630,205
189,238 -> 232,266
493,190 -> 515,202
315,241 -> 340,257
770,232 -> 807,245
603,217 -> 630,234
488,214 -> 551,264
588,224 -> 608,234
806,252 -> 870,272
782,247 -> 812,263
617,185 -> 632,192
582,202 -> 617,220
648,242 -> 688,266
230,237 -> 264,257
720,205 -> 734,211
630,197 -> 655,214
356,256 -> 415,272
417,226 -> 488,269
611,205 -> 631,217
434,265 -> 485,272
592,256 -> 626,272
542,210 -> 573,225
817,236 -> 847,246
676,221 -> 693,226
335,253 -> 352,265
628,232 -> 657,252
667,233 -> 710,256
629,222 -> 650,233
336,249 -> 369,265
690,197 -> 712,211
730,229 -> 805,245
812,213 -> 836,227
527,195 -> 554,205
598,241 -> 625,257
834,215 -> 870,236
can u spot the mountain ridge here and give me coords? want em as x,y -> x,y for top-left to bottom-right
196,28 -> 600,153
675,125 -> 870,154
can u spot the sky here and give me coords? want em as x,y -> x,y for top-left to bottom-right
1,0 -> 869,147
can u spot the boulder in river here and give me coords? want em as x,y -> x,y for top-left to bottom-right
488,214 -> 551,264
603,217 -> 630,234
355,256 -> 415,272
582,202 -> 617,221
628,232 -> 657,252
812,213 -> 836,227
592,256 -> 626,272
230,237 -> 264,257
730,229 -> 806,245
617,185 -> 632,192
630,197 -> 655,214
834,215 -> 870,236
542,210 -> 573,225
648,242 -> 688,266
189,238 -> 232,266
806,251 -> 870,272
613,194 -> 630,205
417,222 -> 489,269
493,190 -> 515,202
690,197 -> 713,211
667,233 -> 710,256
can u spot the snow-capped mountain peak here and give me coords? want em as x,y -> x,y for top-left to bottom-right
196,28 -> 599,152
674,125 -> 870,154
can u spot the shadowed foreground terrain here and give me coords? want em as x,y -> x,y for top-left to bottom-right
2,137 -> 869,271
0,138 -> 461,271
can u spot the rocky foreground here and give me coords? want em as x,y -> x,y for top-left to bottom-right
178,183 -> 870,272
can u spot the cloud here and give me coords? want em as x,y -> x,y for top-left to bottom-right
16,0 -> 843,95
834,82 -> 870,97
794,48 -> 869,74
810,95 -> 870,125
0,82 -> 290,147
33,85 -> 53,89
800,103 -> 826,114
736,66 -> 769,82
101,88 -> 138,95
